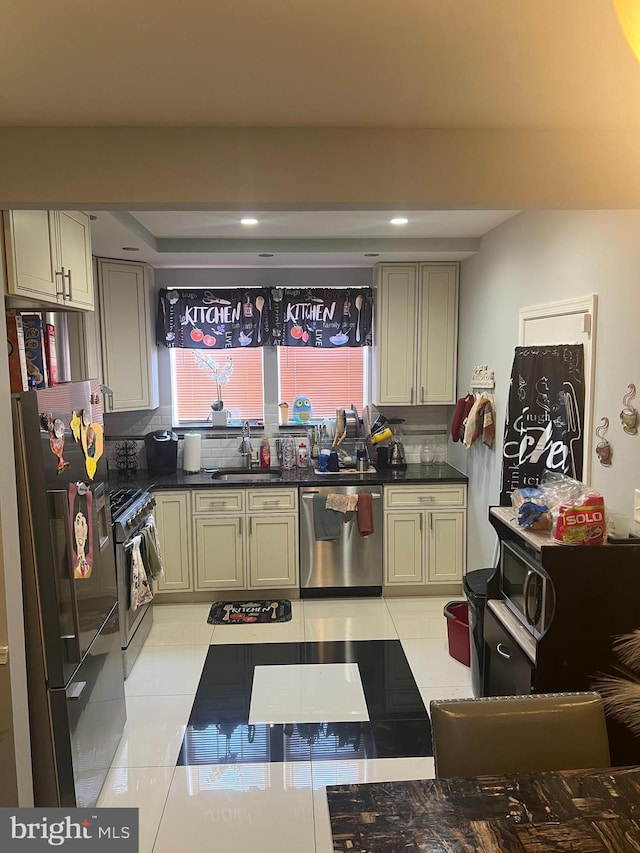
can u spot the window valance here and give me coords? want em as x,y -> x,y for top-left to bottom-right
157,287 -> 373,349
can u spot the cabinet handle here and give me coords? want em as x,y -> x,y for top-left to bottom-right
209,500 -> 228,507
421,387 -> 425,403
55,268 -> 65,300
261,499 -> 281,506
239,517 -> 242,536
418,496 -> 435,502
419,514 -> 423,532
249,517 -> 252,535
65,268 -> 73,301
108,391 -> 114,410
496,643 -> 511,660
410,386 -> 414,404
430,512 -> 433,531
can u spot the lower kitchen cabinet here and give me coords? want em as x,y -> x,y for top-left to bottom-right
154,491 -> 193,593
154,487 -> 299,595
385,512 -> 424,584
384,485 -> 467,589
194,515 -> 245,590
428,511 -> 466,583
248,514 -> 298,588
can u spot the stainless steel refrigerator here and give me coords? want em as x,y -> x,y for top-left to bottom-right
12,380 -> 126,808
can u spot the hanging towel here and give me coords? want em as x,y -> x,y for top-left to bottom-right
357,493 -> 374,536
140,526 -> 163,579
451,394 -> 475,442
313,495 -> 342,541
130,535 -> 154,610
463,393 -> 488,448
145,513 -> 164,569
326,493 -> 359,513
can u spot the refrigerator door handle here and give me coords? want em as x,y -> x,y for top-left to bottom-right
52,491 -> 83,666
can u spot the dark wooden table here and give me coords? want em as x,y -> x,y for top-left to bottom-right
327,767 -> 640,852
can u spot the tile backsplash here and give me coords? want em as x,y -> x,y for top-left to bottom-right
104,405 -> 451,472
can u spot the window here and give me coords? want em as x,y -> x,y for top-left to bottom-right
278,347 -> 366,420
171,346 -> 369,426
171,348 -> 264,425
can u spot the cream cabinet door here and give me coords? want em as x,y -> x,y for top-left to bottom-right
247,514 -> 298,588
384,512 -> 425,585
98,260 -> 159,412
374,264 -> 418,405
427,510 -> 466,584
417,264 -> 459,404
194,516 -> 245,590
58,211 -> 94,310
3,210 -> 60,303
154,491 -> 193,593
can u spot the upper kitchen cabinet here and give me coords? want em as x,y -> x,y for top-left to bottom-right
3,210 -> 94,310
97,259 -> 159,412
374,263 -> 459,405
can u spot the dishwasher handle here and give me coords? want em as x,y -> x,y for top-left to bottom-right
301,491 -> 381,499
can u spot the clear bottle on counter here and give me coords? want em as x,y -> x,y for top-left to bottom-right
282,437 -> 296,470
434,434 -> 447,465
420,441 -> 435,465
298,441 -> 309,468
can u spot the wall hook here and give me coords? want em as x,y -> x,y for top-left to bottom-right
620,383 -> 638,435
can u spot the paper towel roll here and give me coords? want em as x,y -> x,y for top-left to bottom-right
183,433 -> 202,473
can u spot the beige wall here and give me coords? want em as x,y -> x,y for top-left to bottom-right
450,210 -> 640,567
1,127 -> 640,209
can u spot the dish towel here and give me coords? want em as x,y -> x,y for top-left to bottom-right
313,495 -> 342,541
140,526 -> 163,579
326,493 -> 359,513
129,535 -> 154,610
357,493 -> 374,536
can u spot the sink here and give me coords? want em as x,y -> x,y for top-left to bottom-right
211,467 -> 283,482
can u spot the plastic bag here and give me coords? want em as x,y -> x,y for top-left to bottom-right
510,487 -> 551,530
539,472 -> 606,545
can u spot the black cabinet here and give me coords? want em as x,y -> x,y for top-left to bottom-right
483,608 -> 534,698
487,507 -> 640,766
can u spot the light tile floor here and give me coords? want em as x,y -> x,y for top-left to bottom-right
97,596 -> 473,853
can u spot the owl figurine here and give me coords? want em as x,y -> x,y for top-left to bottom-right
293,396 -> 313,422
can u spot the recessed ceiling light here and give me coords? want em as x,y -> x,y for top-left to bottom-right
390,217 -> 408,225
241,218 -> 259,226
121,246 -> 140,251
364,253 -> 379,257
258,253 -> 274,258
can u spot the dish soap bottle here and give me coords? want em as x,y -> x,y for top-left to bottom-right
298,441 -> 308,468
259,437 -> 271,468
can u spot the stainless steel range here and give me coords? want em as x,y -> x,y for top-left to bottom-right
109,487 -> 156,677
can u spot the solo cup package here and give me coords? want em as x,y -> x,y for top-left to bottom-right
552,491 -> 606,545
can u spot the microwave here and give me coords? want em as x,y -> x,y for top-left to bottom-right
500,540 -> 556,639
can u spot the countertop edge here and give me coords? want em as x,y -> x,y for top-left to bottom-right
109,463 -> 469,491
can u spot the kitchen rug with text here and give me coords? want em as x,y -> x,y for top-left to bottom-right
207,600 -> 292,625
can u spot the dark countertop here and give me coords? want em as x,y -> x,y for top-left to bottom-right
108,462 -> 468,491
326,766 -> 640,852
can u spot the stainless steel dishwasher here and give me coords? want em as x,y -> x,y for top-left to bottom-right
299,485 -> 383,596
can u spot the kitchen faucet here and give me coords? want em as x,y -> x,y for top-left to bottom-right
239,420 -> 252,468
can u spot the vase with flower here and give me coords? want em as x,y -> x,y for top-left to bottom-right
195,353 -> 234,425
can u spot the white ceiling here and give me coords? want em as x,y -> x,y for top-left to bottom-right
9,2 -> 638,266
2,1 -> 639,129
89,209 -> 520,268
